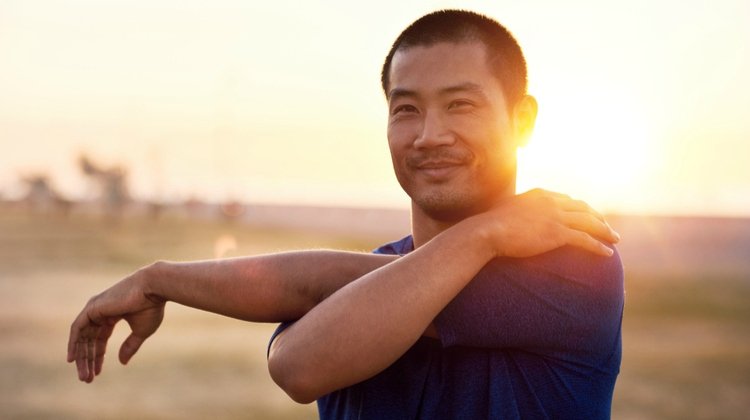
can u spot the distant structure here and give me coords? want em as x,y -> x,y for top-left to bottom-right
78,154 -> 131,218
20,174 -> 72,216
220,199 -> 245,222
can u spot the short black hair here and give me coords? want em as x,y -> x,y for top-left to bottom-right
381,9 -> 528,107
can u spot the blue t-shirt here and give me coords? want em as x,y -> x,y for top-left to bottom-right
270,235 -> 624,419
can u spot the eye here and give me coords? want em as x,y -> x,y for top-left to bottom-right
391,104 -> 418,116
448,100 -> 473,110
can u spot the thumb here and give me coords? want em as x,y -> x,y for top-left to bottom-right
119,333 -> 146,365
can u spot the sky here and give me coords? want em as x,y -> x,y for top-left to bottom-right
1,0 -> 749,216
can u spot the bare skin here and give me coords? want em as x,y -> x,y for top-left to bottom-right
67,40 -> 621,405
267,190 -> 617,402
67,250 -> 397,383
267,41 -> 620,402
67,189 -> 618,388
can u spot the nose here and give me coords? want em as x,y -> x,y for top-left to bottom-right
413,111 -> 455,149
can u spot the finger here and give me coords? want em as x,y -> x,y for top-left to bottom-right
562,212 -> 619,244
75,339 -> 84,380
119,333 -> 146,365
534,189 -> 570,200
76,335 -> 89,382
557,198 -> 611,227
566,230 -> 614,257
559,199 -> 606,222
562,201 -> 618,241
68,313 -> 88,363
70,310 -> 98,381
94,322 -> 117,376
86,332 -> 96,383
67,325 -> 78,363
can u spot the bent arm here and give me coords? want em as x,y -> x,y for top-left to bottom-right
267,190 -> 620,403
268,218 -> 495,403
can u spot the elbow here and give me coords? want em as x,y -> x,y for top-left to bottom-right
268,346 -> 321,404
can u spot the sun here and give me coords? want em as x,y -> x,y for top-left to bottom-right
516,83 -> 656,213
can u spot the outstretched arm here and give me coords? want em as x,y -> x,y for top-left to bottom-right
268,189 -> 620,403
67,189 -> 618,389
67,250 -> 398,383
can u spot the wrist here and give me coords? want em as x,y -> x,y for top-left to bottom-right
137,260 -> 169,304
455,213 -> 500,261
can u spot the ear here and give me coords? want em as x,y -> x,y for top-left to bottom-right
511,95 -> 538,148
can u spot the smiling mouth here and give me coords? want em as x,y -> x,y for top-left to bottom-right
416,160 -> 464,169
414,161 -> 464,180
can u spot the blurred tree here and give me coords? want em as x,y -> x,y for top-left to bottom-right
78,154 -> 131,219
20,174 -> 72,216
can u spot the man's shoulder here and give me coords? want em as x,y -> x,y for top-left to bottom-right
474,244 -> 625,336
436,244 -> 624,356
485,244 -> 624,291
530,245 -> 623,283
375,235 -> 625,294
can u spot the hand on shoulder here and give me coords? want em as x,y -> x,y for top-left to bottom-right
470,189 -> 620,259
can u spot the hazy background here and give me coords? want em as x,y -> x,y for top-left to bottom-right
2,0 -> 749,215
1,1 -> 749,419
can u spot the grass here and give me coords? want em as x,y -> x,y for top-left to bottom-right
613,272 -> 750,419
1,208 -> 748,419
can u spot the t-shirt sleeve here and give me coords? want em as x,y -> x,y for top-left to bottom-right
266,236 -> 410,359
267,321 -> 294,359
434,245 -> 624,357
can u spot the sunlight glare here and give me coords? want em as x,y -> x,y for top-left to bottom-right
517,83 -> 656,213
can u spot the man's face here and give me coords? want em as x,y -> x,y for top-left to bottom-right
386,41 -> 519,221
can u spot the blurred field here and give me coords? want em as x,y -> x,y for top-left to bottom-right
1,208 -> 748,419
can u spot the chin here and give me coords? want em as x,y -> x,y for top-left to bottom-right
413,191 -> 490,222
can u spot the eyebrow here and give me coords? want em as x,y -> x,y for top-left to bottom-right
388,82 -> 488,102
387,88 -> 418,102
441,82 -> 485,96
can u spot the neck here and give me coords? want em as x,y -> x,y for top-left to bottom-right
410,205 -> 459,249
410,186 -> 516,249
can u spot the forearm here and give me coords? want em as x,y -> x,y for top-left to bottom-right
67,248 -> 396,383
144,250 -> 398,322
268,218 -> 495,402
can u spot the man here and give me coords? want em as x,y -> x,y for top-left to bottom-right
68,9 -> 623,419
